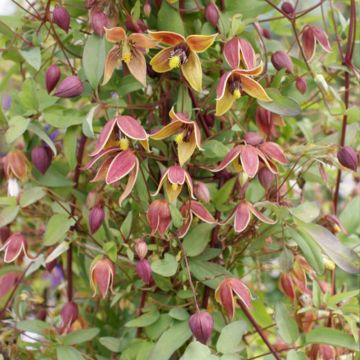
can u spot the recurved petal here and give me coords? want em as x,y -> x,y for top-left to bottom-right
177,212 -> 193,239
128,33 -> 156,49
239,38 -> 256,69
240,145 -> 259,178
185,171 -> 195,199
248,203 -> 276,224
150,47 -> 173,73
90,156 -> 113,182
240,75 -> 272,102
259,142 -> 288,164
234,63 -> 263,76
169,107 -> 192,124
181,51 -> 202,92
190,201 -> 216,223
186,33 -> 217,53
126,48 -> 147,86
234,202 -> 251,233
116,115 -> 148,141
194,123 -> 203,150
148,30 -> 184,45
224,37 -> 241,69
178,132 -> 197,166
216,280 -> 236,319
302,27 -> 316,61
105,27 -> 126,43
150,121 -> 183,140
119,159 -> 139,206
106,150 -> 137,184
231,278 -> 252,308
84,147 -> 118,170
312,26 -> 331,52
102,47 -> 121,85
168,165 -> 186,184
215,87 -> 235,116
210,145 -> 242,172
216,71 -> 232,100
90,119 -> 117,156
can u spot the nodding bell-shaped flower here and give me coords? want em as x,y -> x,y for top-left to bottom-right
0,232 -> 29,263
215,277 -> 252,319
301,25 -> 331,61
150,108 -> 202,166
188,310 -> 214,344
193,181 -> 210,203
134,238 -> 148,260
147,200 -> 172,237
45,64 -> 61,93
31,145 -> 52,174
177,200 -> 216,238
90,257 -> 115,299
256,107 -> 285,138
59,301 -> 79,334
103,27 -> 156,86
210,135 -> 287,178
2,149 -> 28,181
279,273 -> 296,300
84,115 -> 149,206
53,6 -> 70,33
271,50 -> 294,73
153,165 -> 194,203
89,204 -> 105,234
136,259 -> 153,285
337,146 -> 358,171
54,75 -> 84,98
223,37 -> 257,70
221,201 -> 276,233
149,31 -> 217,92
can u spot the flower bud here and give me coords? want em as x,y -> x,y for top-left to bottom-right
244,132 -> 263,146
256,107 -> 273,136
3,149 -> 28,181
0,232 -> 28,263
261,28 -> 271,39
125,15 -> 147,33
54,76 -> 84,98
258,167 -> 275,190
281,2 -> 295,15
205,2 -> 219,28
45,64 -> 61,94
90,257 -> 115,298
296,76 -> 307,94
91,11 -> 108,37
134,238 -> 148,260
53,6 -> 70,33
271,51 -> 294,73
89,205 -> 105,234
143,1 -> 151,17
337,146 -> 358,171
147,200 -> 171,237
188,311 -> 214,344
31,145 -> 52,174
59,302 -> 79,334
136,259 -> 152,285
194,181 -> 210,203
279,273 -> 296,300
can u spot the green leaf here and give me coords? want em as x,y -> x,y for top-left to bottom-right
181,341 -> 217,360
63,126 -> 78,170
176,85 -> 192,115
28,122 -> 57,155
19,187 -> 46,208
169,203 -> 183,228
43,214 -> 75,246
258,88 -> 301,116
120,211 -> 133,239
216,321 -> 247,354
56,346 -> 85,360
224,0 -> 272,18
275,303 -> 299,344
5,116 -> 30,143
202,140 -> 229,160
158,1 -> 185,35
183,223 -> 214,257
168,307 -> 189,321
16,320 -> 49,335
103,241 -> 117,262
149,321 -> 192,360
0,205 -> 19,227
327,290 -> 360,307
62,328 -> 99,345
83,35 -> 106,89
20,47 -> 41,71
286,350 -> 307,360
305,327 -> 359,351
299,223 -> 360,274
151,254 -> 178,277
213,177 -> 236,209
290,202 -> 320,223
99,337 -> 127,352
339,196 -> 360,234
34,166 -> 74,187
117,75 -> 143,94
125,309 -> 160,328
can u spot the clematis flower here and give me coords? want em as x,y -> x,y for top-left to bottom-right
0,232 -> 29,263
2,149 -> 28,181
153,165 -> 194,203
221,201 -> 276,233
103,27 -> 156,86
150,108 -> 202,166
147,199 -> 172,237
215,277 -> 252,319
256,107 -> 285,138
90,257 -> 115,299
149,31 -> 217,92
177,200 -> 216,238
210,134 -> 287,178
84,115 -> 149,206
223,37 -> 257,70
301,25 -> 331,61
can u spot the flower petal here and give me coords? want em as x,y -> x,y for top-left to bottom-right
90,119 -> 117,156
185,171 -> 195,199
248,203 -> 276,224
181,51 -> 202,92
240,75 -> 272,102
177,211 -> 193,239
186,34 -> 217,53
150,121 -> 183,140
90,156 -> 113,182
234,202 -> 251,233
105,27 -> 126,43
302,27 -> 316,61
224,37 -> 241,69
168,165 -> 186,184
116,115 -> 148,141
233,64 -> 263,76
148,30 -> 184,45
312,26 -> 331,52
190,201 -> 216,224
259,142 -> 288,164
169,107 -> 193,124
216,280 -> 236,319
230,278 -> 252,308
126,48 -> 147,86
152,168 -> 170,197
215,87 -> 235,116
128,33 -> 156,49
106,150 -> 137,184
239,38 -> 256,69
211,145 -> 242,172
2,235 -> 24,263
102,47 -> 121,85
119,158 -> 139,206
240,145 -> 259,178
178,132 -> 197,166
150,47 -> 173,73
216,71 -> 232,100
84,147 -> 118,170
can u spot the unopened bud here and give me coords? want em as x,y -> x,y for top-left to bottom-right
54,75 -> 84,98
258,167 -> 275,190
134,238 -> 148,260
136,259 -> 152,285
45,65 -> 61,94
271,51 -> 294,73
90,257 -> 115,298
279,273 -> 296,300
296,76 -> 307,94
60,302 -> 79,334
91,11 -> 108,37
188,311 -> 214,344
337,146 -> 358,171
261,28 -> 271,39
205,2 -> 219,28
31,145 -> 52,174
147,200 -> 171,237
244,132 -> 263,146
143,1 -> 151,17
281,2 -> 295,15
125,15 -> 147,33
53,6 -> 70,33
193,182 -> 210,203
89,205 -> 105,234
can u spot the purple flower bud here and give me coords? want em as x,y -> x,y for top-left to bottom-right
2,95 -> 11,111
271,51 -> 294,73
205,2 -> 219,28
45,65 -> 61,94
60,302 -> 79,334
125,15 -> 147,33
143,2 -> 151,17
91,11 -> 108,37
258,167 -> 275,190
281,2 -> 295,15
337,146 -> 358,171
31,145 -> 52,174
53,6 -> 70,33
296,76 -> 307,94
37,309 -> 47,321
261,28 -> 271,39
136,259 -> 152,285
188,311 -> 214,344
89,205 -> 105,234
134,238 -> 148,260
194,181 -> 210,203
244,132 -> 263,146
54,76 -> 84,98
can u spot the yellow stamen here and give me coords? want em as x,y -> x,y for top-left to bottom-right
122,43 -> 132,64
233,89 -> 241,99
171,183 -> 179,191
333,224 -> 341,233
175,133 -> 184,144
231,159 -> 242,173
119,138 -> 130,151
169,55 -> 181,69
324,258 -> 335,271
